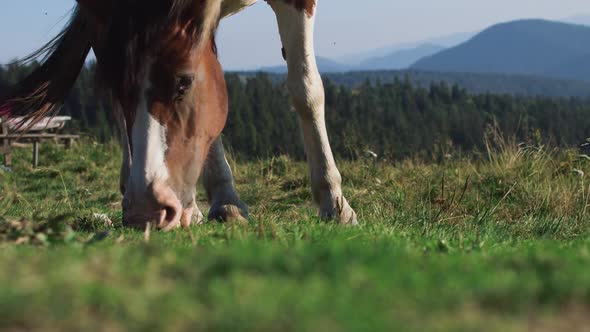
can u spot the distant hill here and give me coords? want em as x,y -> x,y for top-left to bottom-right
259,45 -> 446,73
259,33 -> 473,73
412,19 -> 590,82
564,14 -> 590,26
260,56 -> 351,73
336,31 -> 475,65
322,70 -> 590,98
240,70 -> 590,98
358,44 -> 445,70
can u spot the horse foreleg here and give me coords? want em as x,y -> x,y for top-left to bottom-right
115,105 -> 132,196
202,137 -> 249,222
269,0 -> 357,224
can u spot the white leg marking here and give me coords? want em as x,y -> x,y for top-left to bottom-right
269,1 -> 357,224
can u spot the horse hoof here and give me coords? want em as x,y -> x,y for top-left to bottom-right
194,209 -> 205,225
321,196 -> 358,226
208,204 -> 249,224
338,205 -> 358,226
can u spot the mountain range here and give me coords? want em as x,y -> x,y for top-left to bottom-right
260,16 -> 590,86
259,57 -> 350,73
412,19 -> 590,82
565,14 -> 590,26
261,44 -> 450,73
335,31 -> 475,65
357,44 -> 446,71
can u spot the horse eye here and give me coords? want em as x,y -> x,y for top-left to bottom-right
175,75 -> 195,98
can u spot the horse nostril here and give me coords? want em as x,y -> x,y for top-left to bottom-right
165,207 -> 176,221
123,182 -> 182,229
157,204 -> 181,230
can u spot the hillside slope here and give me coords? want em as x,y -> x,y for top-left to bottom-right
359,44 -> 445,70
259,56 -> 351,73
412,19 -> 590,82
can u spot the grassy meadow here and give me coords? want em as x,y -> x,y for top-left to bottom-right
1,137 -> 590,331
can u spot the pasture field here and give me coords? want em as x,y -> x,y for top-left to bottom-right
1,139 -> 590,331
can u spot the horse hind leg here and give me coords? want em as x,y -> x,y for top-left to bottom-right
202,137 -> 249,223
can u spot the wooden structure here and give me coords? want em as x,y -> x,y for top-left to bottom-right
0,116 -> 79,168
0,119 -> 10,167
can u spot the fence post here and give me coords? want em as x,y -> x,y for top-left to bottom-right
65,137 -> 74,149
1,121 -> 10,167
33,140 -> 39,168
4,148 -> 11,167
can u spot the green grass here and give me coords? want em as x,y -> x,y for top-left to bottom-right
1,139 -> 590,331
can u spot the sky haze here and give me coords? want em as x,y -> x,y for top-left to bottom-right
1,0 -> 590,70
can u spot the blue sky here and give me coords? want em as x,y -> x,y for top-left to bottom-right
1,0 -> 590,70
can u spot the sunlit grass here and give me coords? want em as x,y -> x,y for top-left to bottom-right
1,138 -> 590,331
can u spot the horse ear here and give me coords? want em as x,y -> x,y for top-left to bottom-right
76,0 -> 111,23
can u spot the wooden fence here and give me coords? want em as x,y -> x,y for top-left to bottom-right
1,116 -> 79,168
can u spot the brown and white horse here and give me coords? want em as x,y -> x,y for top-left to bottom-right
0,0 -> 357,229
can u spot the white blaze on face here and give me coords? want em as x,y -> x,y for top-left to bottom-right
128,70 -> 170,193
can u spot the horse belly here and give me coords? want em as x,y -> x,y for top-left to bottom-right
221,0 -> 258,18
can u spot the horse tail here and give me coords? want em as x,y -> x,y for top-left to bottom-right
0,8 -> 91,130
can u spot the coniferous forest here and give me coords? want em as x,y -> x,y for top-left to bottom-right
2,62 -> 590,160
